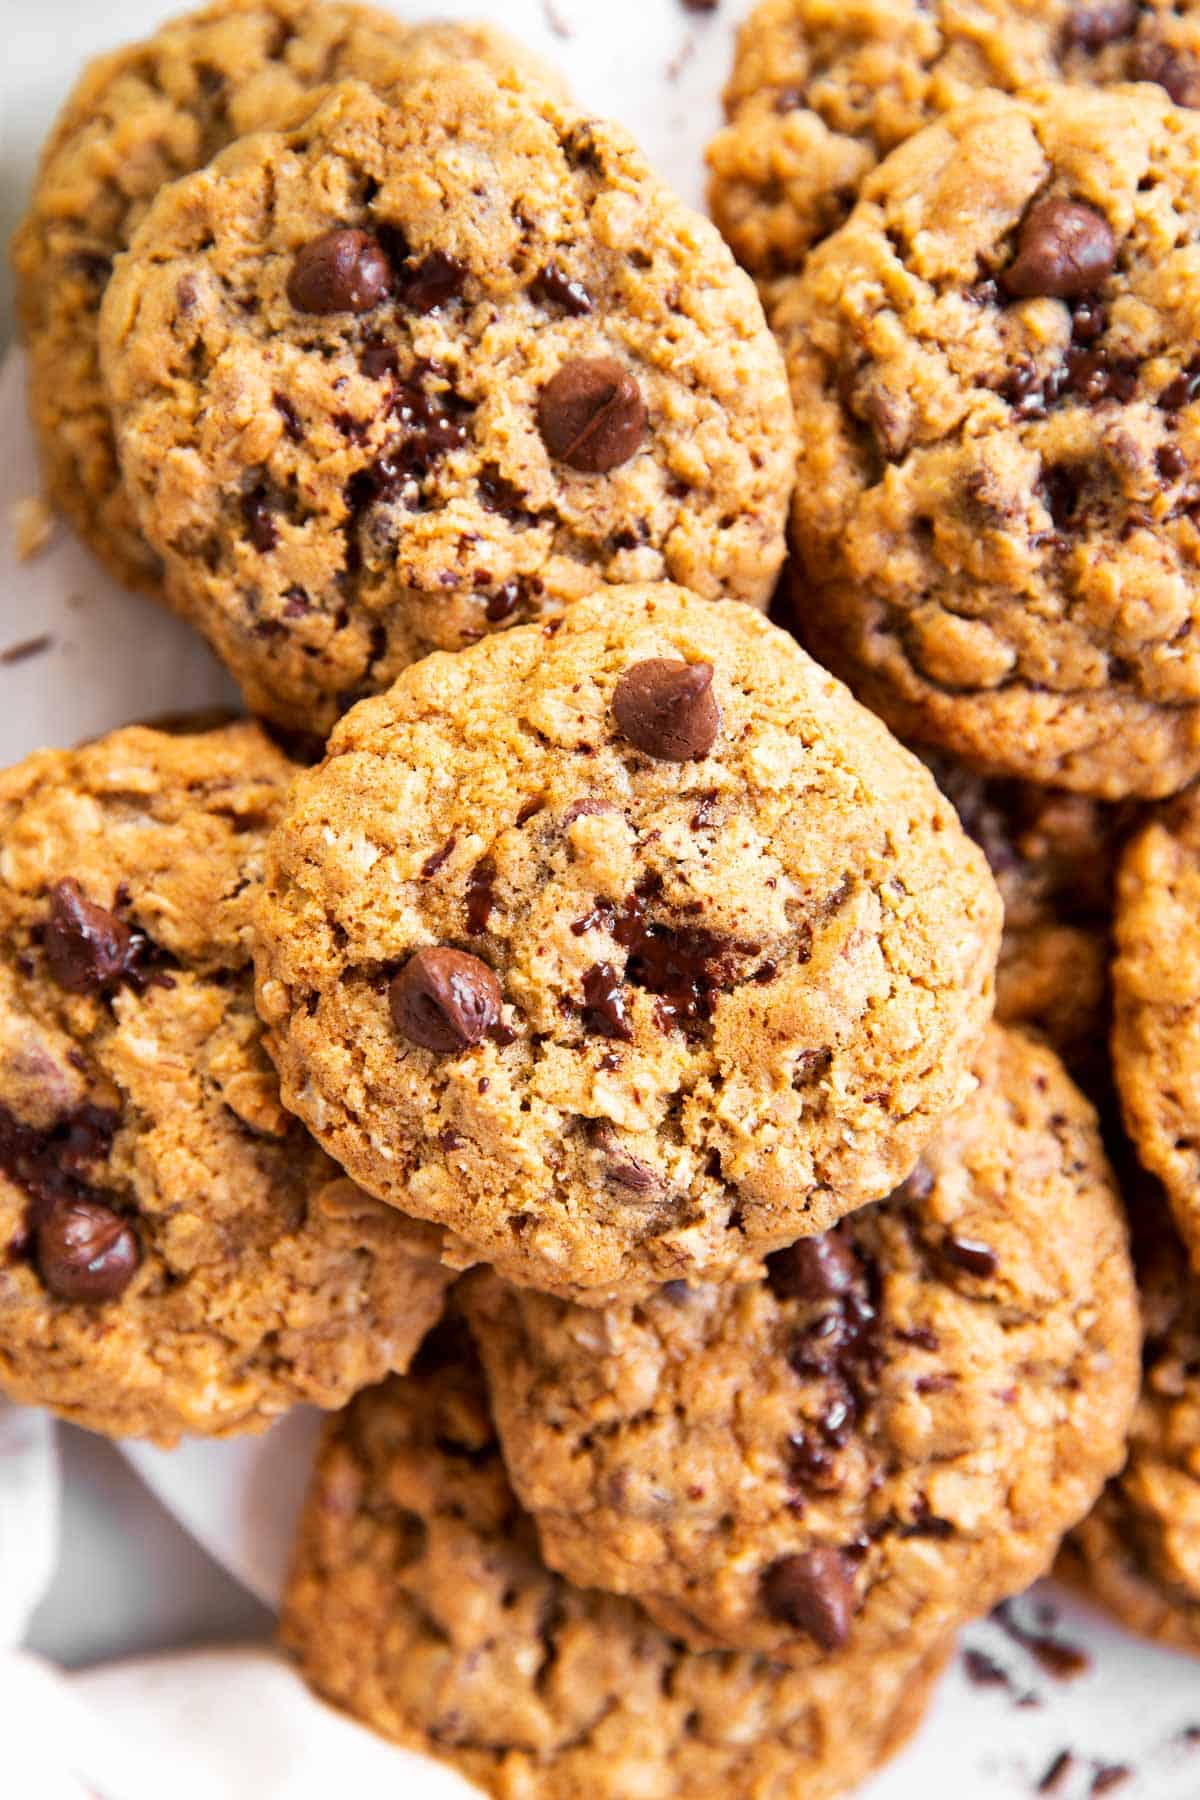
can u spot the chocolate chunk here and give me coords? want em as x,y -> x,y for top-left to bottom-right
43,881 -> 138,997
767,1232 -> 860,1302
530,263 -> 593,316
1131,39 -> 1200,106
537,358 -> 647,472
942,1233 -> 999,1278
761,1548 -> 855,1649
581,963 -> 634,1041
36,1198 -> 139,1302
612,659 -> 719,761
389,948 -> 501,1053
287,229 -> 390,314
1002,197 -> 1116,300
395,250 -> 465,314
1064,0 -> 1136,49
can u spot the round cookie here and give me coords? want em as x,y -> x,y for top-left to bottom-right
777,84 -> 1200,798
99,68 -> 796,730
709,0 -> 1200,283
0,720 -> 452,1443
1060,1194 -> 1200,1657
1113,786 -> 1200,1262
253,585 -> 1002,1303
924,753 -> 1132,1078
463,1025 -> 1139,1668
279,1324 -> 954,1800
12,0 -> 563,595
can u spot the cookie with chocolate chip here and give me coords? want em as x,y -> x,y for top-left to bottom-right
253,584 -> 1001,1303
1060,1189 -> 1200,1657
280,1324 -> 955,1800
463,1025 -> 1139,1667
1113,786 -> 1200,1263
709,0 -> 1200,284
13,0 -> 560,596
98,66 -> 796,732
0,720 -> 451,1443
777,84 -> 1200,798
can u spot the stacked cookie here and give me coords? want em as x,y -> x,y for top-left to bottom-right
5,0 -> 1192,1794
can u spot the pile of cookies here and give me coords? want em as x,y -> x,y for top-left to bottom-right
4,0 -> 1200,1792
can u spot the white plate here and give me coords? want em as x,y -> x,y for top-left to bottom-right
4,1 -> 1200,1790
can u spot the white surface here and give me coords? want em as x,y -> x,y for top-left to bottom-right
2,2 -> 1200,1794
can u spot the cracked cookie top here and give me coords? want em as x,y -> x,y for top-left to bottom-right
99,67 -> 796,730
13,0 -> 553,594
777,84 -> 1200,797
709,0 -> 1200,284
0,720 -> 451,1444
464,1025 -> 1139,1668
253,584 -> 1001,1303
279,1324 -> 953,1800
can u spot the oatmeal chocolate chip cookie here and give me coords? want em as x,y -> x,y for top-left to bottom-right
0,720 -> 452,1444
254,585 -> 1002,1304
1112,786 -> 1200,1262
99,68 -> 796,731
12,0 -> 562,595
778,84 -> 1200,799
279,1325 -> 954,1800
463,1025 -> 1139,1667
709,0 -> 1200,284
923,753 -> 1133,1076
1060,1192 -> 1200,1657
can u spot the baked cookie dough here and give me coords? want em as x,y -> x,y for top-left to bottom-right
0,720 -> 452,1444
99,66 -> 796,729
12,0 -> 561,593
709,0 -> 1200,282
778,84 -> 1200,798
254,585 -> 1002,1303
464,1026 -> 1139,1667
1060,1192 -> 1200,1657
1113,785 -> 1200,1262
924,754 -> 1131,1076
279,1324 -> 954,1800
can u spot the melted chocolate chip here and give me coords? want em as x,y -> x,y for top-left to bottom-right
530,263 -> 593,315
484,582 -> 522,623
942,1233 -> 999,1278
587,1120 -> 662,1194
43,881 -> 150,997
286,229 -> 390,314
761,1548 -> 855,1649
1131,38 -> 1200,106
389,948 -> 501,1053
581,963 -> 634,1041
344,376 -> 471,510
273,393 -> 303,442
1063,0 -> 1137,49
537,358 -> 647,472
1159,359 -> 1200,412
1002,196 -> 1116,300
36,1198 -> 139,1302
395,250 -> 466,314
241,485 -> 278,553
420,837 -> 457,879
360,338 -> 399,380
612,659 -> 719,761
465,858 -> 497,935
0,1102 -> 117,1230
767,1231 -> 860,1303
1158,443 -> 1188,480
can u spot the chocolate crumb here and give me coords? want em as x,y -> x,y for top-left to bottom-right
1038,1750 -> 1075,1793
1090,1768 -> 1130,1796
0,634 -> 54,666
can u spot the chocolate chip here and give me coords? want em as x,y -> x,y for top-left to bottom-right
395,250 -> 465,314
761,1548 -> 855,1649
43,881 -> 138,997
484,582 -> 522,623
942,1233 -> 999,1278
273,393 -> 303,442
36,1198 -> 139,1302
1064,0 -> 1137,49
581,963 -> 634,1041
612,658 -> 719,761
1002,197 -> 1116,300
587,1120 -> 661,1194
1159,359 -> 1200,412
530,263 -> 593,315
1131,39 -> 1200,106
241,485 -> 278,552
286,229 -> 390,314
767,1232 -> 860,1302
389,949 -> 501,1053
537,358 -> 647,472
1158,443 -> 1187,480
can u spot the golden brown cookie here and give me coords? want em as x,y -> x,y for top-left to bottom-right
99,67 -> 796,729
709,0 -> 1200,283
12,0 -> 562,592
463,1026 -> 1139,1667
1113,786 -> 1200,1263
254,585 -> 1002,1304
0,721 -> 452,1443
778,85 -> 1200,798
280,1324 -> 954,1800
